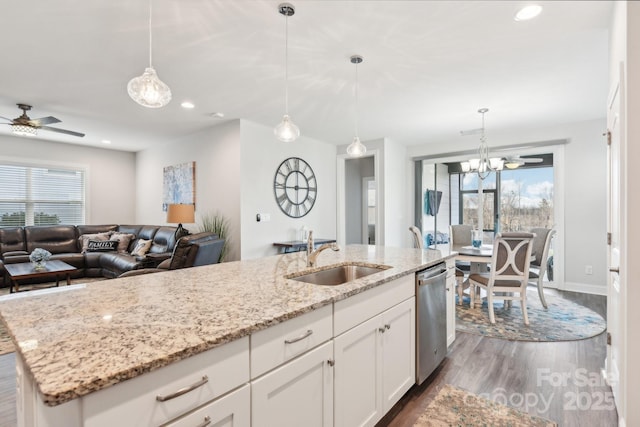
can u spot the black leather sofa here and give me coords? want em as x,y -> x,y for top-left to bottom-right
0,224 -> 223,288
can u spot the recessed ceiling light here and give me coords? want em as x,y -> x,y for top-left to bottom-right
210,112 -> 225,119
101,139 -> 111,144
181,101 -> 195,109
514,4 -> 542,21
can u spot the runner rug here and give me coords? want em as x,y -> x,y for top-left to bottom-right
414,384 -> 557,427
456,288 -> 606,342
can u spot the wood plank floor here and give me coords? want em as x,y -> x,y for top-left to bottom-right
0,290 -> 616,427
378,289 -> 617,427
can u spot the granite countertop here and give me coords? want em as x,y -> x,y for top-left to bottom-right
0,244 -> 454,406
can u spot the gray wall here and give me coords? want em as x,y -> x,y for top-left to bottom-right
0,134 -> 136,225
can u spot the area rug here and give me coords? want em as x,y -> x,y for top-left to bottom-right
0,277 -> 106,355
414,384 -> 557,426
455,289 -> 606,342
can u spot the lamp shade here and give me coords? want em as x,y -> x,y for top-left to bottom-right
167,204 -> 195,224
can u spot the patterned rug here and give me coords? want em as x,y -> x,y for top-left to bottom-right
0,278 -> 107,355
414,384 -> 557,426
456,288 -> 606,341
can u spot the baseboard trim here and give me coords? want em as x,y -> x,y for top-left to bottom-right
561,281 -> 607,296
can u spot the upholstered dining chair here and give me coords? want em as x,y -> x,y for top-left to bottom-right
449,224 -> 473,303
529,228 -> 556,309
409,226 -> 423,249
468,232 -> 535,325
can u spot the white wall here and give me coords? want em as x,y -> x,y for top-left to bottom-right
383,138 -> 408,248
407,118 -> 607,293
0,134 -> 136,224
240,120 -> 337,260
135,120 -> 242,261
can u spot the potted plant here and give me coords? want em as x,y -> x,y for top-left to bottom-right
29,248 -> 52,270
198,211 -> 230,262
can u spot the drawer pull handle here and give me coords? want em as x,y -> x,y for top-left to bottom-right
196,416 -> 212,427
284,329 -> 313,344
156,375 -> 209,402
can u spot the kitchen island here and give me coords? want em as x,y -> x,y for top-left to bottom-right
0,244 -> 455,426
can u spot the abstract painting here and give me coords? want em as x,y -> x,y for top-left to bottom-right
162,161 -> 196,211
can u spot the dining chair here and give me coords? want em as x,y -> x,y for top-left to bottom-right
409,226 -> 423,249
529,228 -> 556,309
450,224 -> 474,303
468,232 -> 535,325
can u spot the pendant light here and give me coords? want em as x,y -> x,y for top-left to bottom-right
460,108 -> 503,179
346,55 -> 366,157
127,0 -> 172,108
274,3 -> 300,142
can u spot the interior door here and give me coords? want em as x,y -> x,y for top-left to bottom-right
606,67 -> 624,408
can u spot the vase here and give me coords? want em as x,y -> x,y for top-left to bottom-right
32,260 -> 47,270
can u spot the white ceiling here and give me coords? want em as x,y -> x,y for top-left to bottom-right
0,1 -> 612,152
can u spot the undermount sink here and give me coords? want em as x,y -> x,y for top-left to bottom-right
287,263 -> 390,286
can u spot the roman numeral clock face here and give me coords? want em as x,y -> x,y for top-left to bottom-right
274,157 -> 317,218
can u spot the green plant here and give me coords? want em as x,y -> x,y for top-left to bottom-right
198,211 -> 230,262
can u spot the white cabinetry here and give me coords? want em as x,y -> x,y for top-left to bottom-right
333,274 -> 415,427
445,259 -> 456,347
165,384 -> 250,427
251,341 -> 334,427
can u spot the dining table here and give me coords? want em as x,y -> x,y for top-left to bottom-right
452,244 -> 493,307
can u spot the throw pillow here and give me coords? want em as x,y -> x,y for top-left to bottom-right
86,239 -> 119,252
109,232 -> 136,253
78,232 -> 112,253
131,239 -> 152,257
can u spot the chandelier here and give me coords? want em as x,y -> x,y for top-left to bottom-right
274,3 -> 300,142
127,0 -> 172,108
460,108 -> 503,179
346,55 -> 366,157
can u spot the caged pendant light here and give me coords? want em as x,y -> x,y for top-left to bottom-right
127,0 -> 172,108
274,3 -> 300,142
346,55 -> 366,157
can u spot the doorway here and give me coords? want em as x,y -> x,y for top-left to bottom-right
344,156 -> 376,245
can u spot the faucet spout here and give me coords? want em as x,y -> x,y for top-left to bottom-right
306,231 -> 339,267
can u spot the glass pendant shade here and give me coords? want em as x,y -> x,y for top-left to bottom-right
11,124 -> 37,136
274,114 -> 300,142
347,136 -> 367,157
127,67 -> 172,108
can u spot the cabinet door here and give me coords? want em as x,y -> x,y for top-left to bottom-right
381,297 -> 415,412
252,341 -> 333,427
166,384 -> 249,427
334,315 -> 382,427
446,273 -> 456,347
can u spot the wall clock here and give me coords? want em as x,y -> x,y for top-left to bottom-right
274,157 -> 317,218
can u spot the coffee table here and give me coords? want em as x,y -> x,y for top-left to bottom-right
4,260 -> 77,293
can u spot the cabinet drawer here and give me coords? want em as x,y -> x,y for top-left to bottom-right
83,337 -> 249,427
334,274 -> 414,336
251,304 -> 332,378
164,384 -> 250,427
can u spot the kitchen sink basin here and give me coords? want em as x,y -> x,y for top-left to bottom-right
288,263 -> 390,286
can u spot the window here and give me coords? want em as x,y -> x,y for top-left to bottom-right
0,162 -> 86,227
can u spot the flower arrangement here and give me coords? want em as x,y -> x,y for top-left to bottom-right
29,248 -> 52,269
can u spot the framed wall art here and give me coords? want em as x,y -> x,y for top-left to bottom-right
162,161 -> 196,211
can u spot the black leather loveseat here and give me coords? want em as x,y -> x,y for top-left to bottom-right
0,224 -> 222,288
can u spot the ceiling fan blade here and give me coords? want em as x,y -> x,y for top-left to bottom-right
0,116 -> 14,123
30,116 -> 61,126
40,125 -> 85,138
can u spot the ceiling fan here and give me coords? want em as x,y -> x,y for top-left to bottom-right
502,155 -> 544,169
0,103 -> 85,137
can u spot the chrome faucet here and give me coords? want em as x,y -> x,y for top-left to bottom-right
306,230 -> 339,267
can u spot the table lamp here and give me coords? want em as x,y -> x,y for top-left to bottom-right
167,203 -> 195,241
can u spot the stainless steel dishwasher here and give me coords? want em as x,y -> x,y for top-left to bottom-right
415,263 -> 448,385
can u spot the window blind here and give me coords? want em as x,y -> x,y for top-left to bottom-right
0,163 -> 85,227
